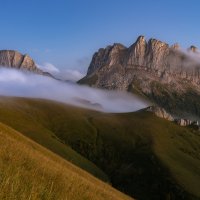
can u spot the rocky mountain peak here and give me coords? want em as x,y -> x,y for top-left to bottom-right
127,36 -> 147,66
135,35 -> 146,44
80,35 -> 200,118
85,35 -> 200,79
129,35 -> 146,49
0,50 -> 51,76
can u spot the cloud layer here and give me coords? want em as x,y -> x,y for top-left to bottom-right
0,68 -> 148,113
37,63 -> 60,73
178,48 -> 200,68
37,63 -> 85,82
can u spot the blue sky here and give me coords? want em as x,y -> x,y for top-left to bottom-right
0,0 -> 200,72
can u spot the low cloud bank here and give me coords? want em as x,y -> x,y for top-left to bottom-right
179,48 -> 200,67
0,68 -> 148,113
56,69 -> 85,82
37,63 -> 85,82
37,63 -> 60,73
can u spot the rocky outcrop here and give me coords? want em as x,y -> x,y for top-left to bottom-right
0,50 -> 50,76
145,106 -> 200,129
146,106 -> 174,121
174,119 -> 200,129
175,119 -> 192,126
80,36 -> 200,118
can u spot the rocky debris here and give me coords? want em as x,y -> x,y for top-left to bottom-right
175,119 -> 192,126
0,50 -> 52,76
146,106 -> 174,121
146,106 -> 200,130
175,119 -> 199,127
192,121 -> 199,126
174,119 -> 200,130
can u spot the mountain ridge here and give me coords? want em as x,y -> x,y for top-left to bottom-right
79,36 -> 200,118
86,35 -> 200,85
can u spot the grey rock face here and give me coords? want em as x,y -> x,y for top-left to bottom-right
0,50 -> 43,74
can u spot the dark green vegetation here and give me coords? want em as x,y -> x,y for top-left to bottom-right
129,80 -> 200,119
0,96 -> 200,200
0,97 -> 108,182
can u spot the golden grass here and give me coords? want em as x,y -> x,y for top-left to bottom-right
0,122 -> 133,200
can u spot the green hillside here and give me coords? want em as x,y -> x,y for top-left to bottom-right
0,122 -> 133,200
0,96 -> 200,199
0,96 -> 108,182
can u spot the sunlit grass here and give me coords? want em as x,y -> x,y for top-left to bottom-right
0,123 -> 133,200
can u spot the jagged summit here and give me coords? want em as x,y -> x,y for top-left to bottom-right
85,35 -> 200,81
135,35 -> 146,43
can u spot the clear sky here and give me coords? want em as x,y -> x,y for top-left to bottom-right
0,0 -> 199,72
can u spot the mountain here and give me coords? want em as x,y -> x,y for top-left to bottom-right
0,50 -> 52,76
79,36 -> 200,119
1,96 -> 200,199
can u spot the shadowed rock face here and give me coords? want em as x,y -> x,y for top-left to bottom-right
0,50 -> 48,75
79,36 -> 200,118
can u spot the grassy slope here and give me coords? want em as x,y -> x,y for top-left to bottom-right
0,122 -> 133,200
0,96 -> 200,199
0,97 -> 108,182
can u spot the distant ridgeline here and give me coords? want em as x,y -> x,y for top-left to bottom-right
79,36 -> 200,119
